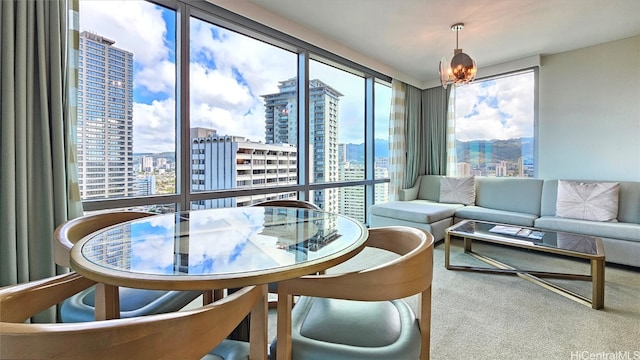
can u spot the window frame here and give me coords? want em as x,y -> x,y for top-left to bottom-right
449,67 -> 539,178
79,0 -> 391,225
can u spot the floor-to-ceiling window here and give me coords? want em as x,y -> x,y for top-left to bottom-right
450,69 -> 537,177
78,0 -> 390,225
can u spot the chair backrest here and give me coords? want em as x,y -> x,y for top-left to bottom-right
276,226 -> 434,359
252,199 -> 321,210
53,211 -> 154,268
0,272 -> 266,360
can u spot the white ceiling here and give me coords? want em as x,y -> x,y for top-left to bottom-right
244,0 -> 640,85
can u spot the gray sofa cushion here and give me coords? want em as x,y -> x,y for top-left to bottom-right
369,200 -> 462,224
475,177 -> 544,216
535,216 -> 640,243
455,206 -> 539,227
417,175 -> 444,201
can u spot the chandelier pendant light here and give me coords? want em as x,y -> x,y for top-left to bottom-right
440,23 -> 477,89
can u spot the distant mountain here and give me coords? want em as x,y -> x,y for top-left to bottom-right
133,142 -> 390,165
133,152 -> 176,163
456,137 -> 533,165
343,139 -> 389,163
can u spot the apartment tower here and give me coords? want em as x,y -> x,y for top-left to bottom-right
77,31 -> 134,200
262,78 -> 342,213
190,132 -> 298,209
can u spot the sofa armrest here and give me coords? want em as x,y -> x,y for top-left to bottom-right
399,181 -> 420,201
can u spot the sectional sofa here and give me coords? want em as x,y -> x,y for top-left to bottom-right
369,175 -> 640,267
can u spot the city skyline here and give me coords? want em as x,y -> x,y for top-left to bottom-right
79,0 -> 390,154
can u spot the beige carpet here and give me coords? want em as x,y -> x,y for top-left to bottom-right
266,238 -> 640,359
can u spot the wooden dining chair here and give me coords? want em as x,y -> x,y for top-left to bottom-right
0,272 -> 268,359
53,211 -> 201,322
272,226 -> 434,360
251,199 -> 322,309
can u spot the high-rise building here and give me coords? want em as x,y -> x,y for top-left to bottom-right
496,161 -> 508,177
457,162 -> 471,176
136,175 -> 156,196
339,163 -> 389,223
262,78 -> 342,213
142,156 -> 154,172
77,31 -> 134,200
190,132 -> 298,209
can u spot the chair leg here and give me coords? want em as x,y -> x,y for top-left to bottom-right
419,287 -> 432,360
249,286 -> 268,360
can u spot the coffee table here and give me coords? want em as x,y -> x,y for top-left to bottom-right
445,220 -> 605,309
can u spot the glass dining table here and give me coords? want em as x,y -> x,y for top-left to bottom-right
69,206 -> 368,359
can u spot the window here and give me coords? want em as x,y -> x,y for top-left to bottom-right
78,0 -> 177,201
189,16 -> 297,199
79,0 -> 391,224
451,70 -> 536,177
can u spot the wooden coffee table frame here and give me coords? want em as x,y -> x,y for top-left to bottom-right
445,220 -> 605,309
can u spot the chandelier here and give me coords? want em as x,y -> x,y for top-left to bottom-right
440,23 -> 477,89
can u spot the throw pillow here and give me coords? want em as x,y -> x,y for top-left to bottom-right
439,176 -> 475,205
556,180 -> 620,222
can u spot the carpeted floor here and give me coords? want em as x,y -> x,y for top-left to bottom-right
266,238 -> 640,359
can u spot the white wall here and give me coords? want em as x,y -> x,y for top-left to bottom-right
207,0 -> 421,87
538,35 -> 640,181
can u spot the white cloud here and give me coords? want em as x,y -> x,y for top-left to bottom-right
455,72 -> 534,141
136,59 -> 175,94
79,1 -> 169,66
81,2 -> 376,152
189,63 -> 253,110
133,99 -> 175,153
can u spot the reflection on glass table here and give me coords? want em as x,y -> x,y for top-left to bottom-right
75,207 -> 365,280
70,207 -> 368,359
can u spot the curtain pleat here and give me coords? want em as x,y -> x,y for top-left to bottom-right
404,85 -> 423,188
388,79 -> 406,201
446,88 -> 457,176
1,0 -> 19,285
422,86 -> 450,176
0,0 -> 82,323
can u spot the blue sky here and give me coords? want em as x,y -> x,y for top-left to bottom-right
80,1 -> 530,153
80,1 -> 393,153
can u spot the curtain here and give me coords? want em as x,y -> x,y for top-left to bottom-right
422,86 -> 450,175
394,83 -> 451,194
388,79 -> 407,201
446,87 -> 457,176
404,85 -> 423,188
0,0 -> 82,323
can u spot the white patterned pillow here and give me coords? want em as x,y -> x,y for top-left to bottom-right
556,181 -> 620,222
439,176 -> 475,205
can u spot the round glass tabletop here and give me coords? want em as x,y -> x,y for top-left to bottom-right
70,207 -> 368,290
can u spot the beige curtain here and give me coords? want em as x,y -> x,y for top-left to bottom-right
446,87 -> 457,176
388,79 -> 407,201
0,0 -> 82,322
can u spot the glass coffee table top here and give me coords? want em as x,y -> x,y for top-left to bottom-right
445,220 -> 605,309
448,220 -> 601,256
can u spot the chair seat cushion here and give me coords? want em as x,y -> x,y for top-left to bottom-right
61,286 -> 201,322
300,298 -> 401,347
270,296 -> 421,360
202,340 -> 250,360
